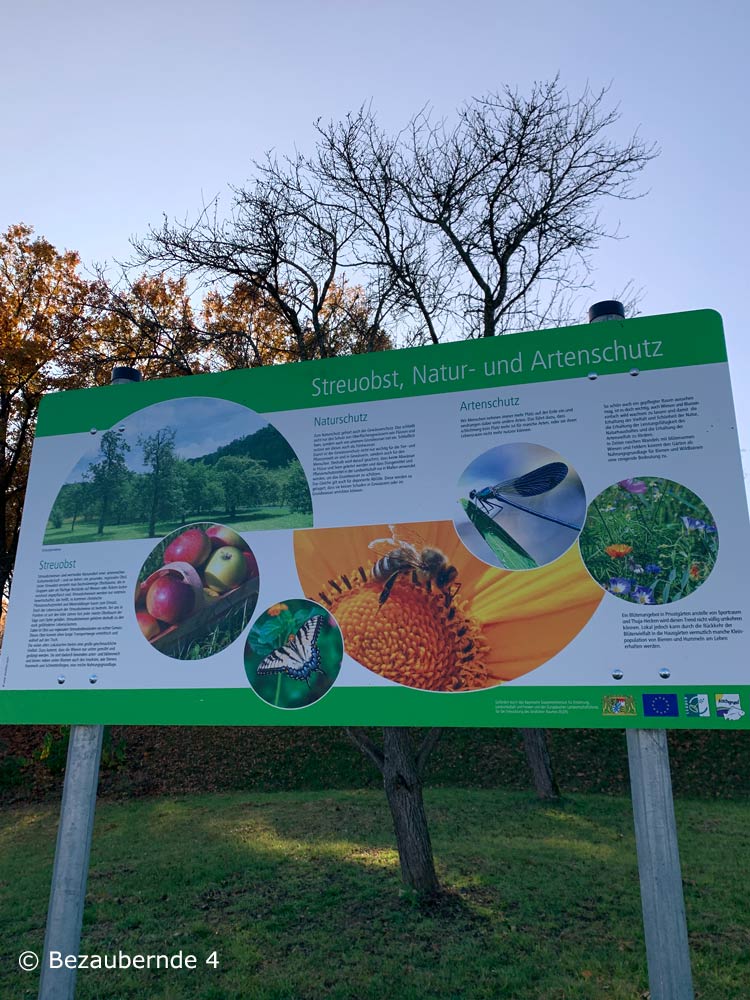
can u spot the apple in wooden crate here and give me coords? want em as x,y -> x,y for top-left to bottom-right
134,580 -> 149,610
136,610 -> 161,640
163,527 -> 211,567
206,524 -> 246,551
203,546 -> 247,592
242,549 -> 259,580
146,573 -> 197,624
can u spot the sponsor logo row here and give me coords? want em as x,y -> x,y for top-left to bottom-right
602,692 -> 745,721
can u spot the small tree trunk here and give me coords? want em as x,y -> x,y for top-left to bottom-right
520,728 -> 561,800
148,483 -> 158,538
97,496 -> 107,535
345,726 -> 443,898
381,728 -> 441,897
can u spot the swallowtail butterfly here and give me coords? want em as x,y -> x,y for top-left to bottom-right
256,614 -> 325,684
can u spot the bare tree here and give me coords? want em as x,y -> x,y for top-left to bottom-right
132,156 -> 395,362
313,81 -> 654,811
131,79 -> 655,890
313,110 -> 457,345
314,80 -> 654,339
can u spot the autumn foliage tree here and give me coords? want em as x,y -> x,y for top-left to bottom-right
91,272 -> 208,378
201,281 -> 290,369
0,224 -> 98,610
0,223 -> 384,639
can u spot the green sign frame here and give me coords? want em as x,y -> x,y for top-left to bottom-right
2,309 -> 748,729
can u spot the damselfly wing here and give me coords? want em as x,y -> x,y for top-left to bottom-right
469,462 -> 581,531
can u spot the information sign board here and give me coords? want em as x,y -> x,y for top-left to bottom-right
2,309 -> 748,728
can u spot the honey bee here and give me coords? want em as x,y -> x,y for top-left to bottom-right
368,525 -> 459,606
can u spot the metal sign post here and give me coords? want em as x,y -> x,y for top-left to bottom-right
38,724 -> 104,999
626,729 -> 694,999
589,301 -> 694,1000
38,366 -> 141,1000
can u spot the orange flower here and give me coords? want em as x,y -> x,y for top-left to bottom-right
689,563 -> 700,579
605,544 -> 633,558
322,574 -> 488,691
293,521 -> 603,692
266,602 -> 289,617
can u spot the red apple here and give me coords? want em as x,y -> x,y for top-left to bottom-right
136,610 -> 161,640
163,528 -> 211,567
134,581 -> 149,610
242,550 -> 259,580
203,546 -> 247,592
206,524 -> 247,551
146,574 -> 196,624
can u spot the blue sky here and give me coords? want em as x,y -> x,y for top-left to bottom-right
3,0 -> 748,479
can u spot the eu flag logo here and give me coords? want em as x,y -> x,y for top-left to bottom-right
642,693 -> 679,717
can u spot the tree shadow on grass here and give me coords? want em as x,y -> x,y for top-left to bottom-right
86,793 -> 648,998
7,788 -> 747,999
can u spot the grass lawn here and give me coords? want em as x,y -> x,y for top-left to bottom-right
1,789 -> 748,999
42,508 -> 312,545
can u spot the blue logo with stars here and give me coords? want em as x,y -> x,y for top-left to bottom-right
642,693 -> 679,717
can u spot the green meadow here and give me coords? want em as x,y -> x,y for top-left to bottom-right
43,507 -> 310,545
2,789 -> 748,999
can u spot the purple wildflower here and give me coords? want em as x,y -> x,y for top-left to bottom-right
631,585 -> 655,605
608,577 -> 633,595
619,479 -> 647,494
645,563 -> 662,574
681,516 -> 715,532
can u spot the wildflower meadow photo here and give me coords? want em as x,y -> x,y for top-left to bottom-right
578,477 -> 719,605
